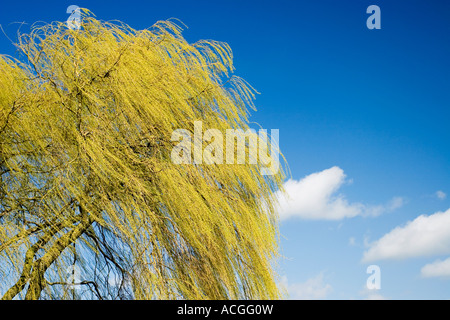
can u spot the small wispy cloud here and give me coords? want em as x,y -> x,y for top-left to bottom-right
436,190 -> 447,200
359,287 -> 387,300
281,273 -> 332,300
387,196 -> 406,211
348,237 -> 356,246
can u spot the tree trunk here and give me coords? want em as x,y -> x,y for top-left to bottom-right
25,214 -> 93,300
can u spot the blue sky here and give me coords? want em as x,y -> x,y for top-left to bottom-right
1,0 -> 450,299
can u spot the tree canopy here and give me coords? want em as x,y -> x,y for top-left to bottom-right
0,10 -> 286,300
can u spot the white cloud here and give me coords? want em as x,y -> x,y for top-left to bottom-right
421,257 -> 450,279
387,197 -> 406,211
365,293 -> 386,300
437,191 -> 447,200
277,167 -> 359,220
276,167 -> 404,221
359,287 -> 387,300
363,208 -> 450,262
281,273 -> 332,300
348,237 -> 356,246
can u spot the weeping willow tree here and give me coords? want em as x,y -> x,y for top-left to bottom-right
0,10 -> 286,300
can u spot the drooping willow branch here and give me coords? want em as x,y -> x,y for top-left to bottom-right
0,9 -> 286,300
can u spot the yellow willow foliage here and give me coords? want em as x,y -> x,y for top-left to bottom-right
0,10 -> 286,300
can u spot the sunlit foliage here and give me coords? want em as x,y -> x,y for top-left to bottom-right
0,10 -> 285,300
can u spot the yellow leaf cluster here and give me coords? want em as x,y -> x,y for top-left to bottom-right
0,10 -> 286,299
